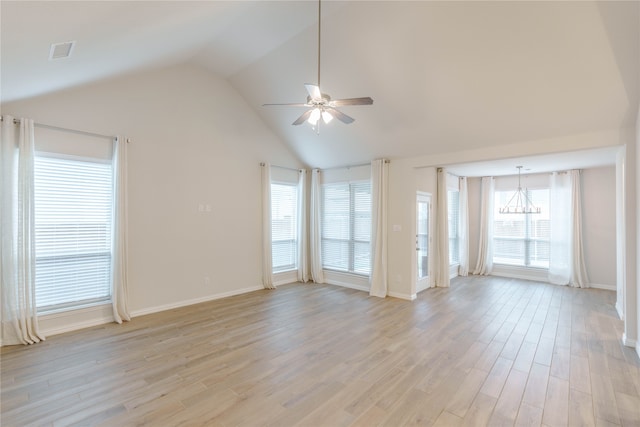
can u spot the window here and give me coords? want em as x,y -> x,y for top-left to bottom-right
34,155 -> 113,311
493,189 -> 550,268
448,190 -> 460,265
321,181 -> 371,275
271,182 -> 298,272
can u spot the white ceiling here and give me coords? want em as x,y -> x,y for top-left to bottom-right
1,1 -> 638,169
446,146 -> 619,177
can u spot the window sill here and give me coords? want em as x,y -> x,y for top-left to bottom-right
492,264 -> 549,282
37,302 -> 114,337
38,299 -> 112,316
323,270 -> 370,292
273,269 -> 298,286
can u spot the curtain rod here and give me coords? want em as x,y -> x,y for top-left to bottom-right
319,159 -> 390,172
1,115 -> 117,141
260,163 -> 303,173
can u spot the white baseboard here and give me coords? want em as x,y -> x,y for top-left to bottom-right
32,285 -> 279,340
273,270 -> 299,287
325,280 -> 415,301
130,285 -> 264,318
323,270 -> 370,293
622,333 -> 637,349
39,303 -> 114,337
491,266 -> 548,282
616,302 -> 625,320
388,291 -> 416,301
325,280 -> 369,293
492,267 -> 617,291
589,283 -> 616,291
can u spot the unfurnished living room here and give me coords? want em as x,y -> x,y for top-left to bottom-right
1,1 -> 639,426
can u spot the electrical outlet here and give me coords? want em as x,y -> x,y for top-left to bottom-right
204,276 -> 211,285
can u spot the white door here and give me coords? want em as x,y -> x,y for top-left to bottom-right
416,193 -> 431,292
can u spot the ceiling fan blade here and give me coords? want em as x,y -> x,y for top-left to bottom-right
331,97 -> 374,107
325,107 -> 354,124
304,83 -> 322,100
263,103 -> 309,107
292,109 -> 313,125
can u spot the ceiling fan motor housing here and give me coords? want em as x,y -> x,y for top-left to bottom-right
307,93 -> 331,106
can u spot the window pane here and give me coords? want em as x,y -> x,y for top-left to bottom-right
493,189 -> 550,268
321,181 -> 371,275
494,238 -> 526,266
322,184 -> 350,240
353,242 -> 371,275
34,156 -> 113,310
321,239 -> 350,271
271,183 -> 297,272
529,240 -> 550,269
353,183 -> 371,242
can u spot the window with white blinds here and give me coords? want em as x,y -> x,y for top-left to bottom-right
493,189 -> 550,268
271,182 -> 298,272
321,181 -> 371,276
448,190 -> 460,265
34,155 -> 113,311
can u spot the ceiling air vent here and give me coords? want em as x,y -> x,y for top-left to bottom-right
49,41 -> 75,60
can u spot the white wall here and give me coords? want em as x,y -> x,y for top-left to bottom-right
622,128 -> 638,351
582,167 -> 617,288
636,102 -> 640,357
442,168 -> 617,288
467,177 -> 482,272
2,63 -> 301,334
386,130 -> 631,300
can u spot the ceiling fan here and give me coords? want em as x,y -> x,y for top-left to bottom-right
263,0 -> 373,130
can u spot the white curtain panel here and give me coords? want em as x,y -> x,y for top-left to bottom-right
369,159 -> 389,298
0,116 -> 44,345
473,176 -> 495,275
261,163 -> 275,289
570,170 -> 590,287
435,168 -> 450,287
309,169 -> 324,284
548,170 -> 590,287
296,169 -> 309,283
549,172 -> 571,285
111,137 -> 131,323
458,176 -> 470,276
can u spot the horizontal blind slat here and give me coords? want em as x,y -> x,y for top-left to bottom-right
321,181 -> 371,275
271,183 -> 298,272
34,155 -> 113,310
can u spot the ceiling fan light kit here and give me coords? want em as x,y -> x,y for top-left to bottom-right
263,0 -> 373,132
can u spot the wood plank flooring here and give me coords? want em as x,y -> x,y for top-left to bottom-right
1,276 -> 639,426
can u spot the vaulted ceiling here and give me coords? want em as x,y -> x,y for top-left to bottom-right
2,1 -> 638,169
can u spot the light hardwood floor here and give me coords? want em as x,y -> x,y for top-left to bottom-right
1,276 -> 639,426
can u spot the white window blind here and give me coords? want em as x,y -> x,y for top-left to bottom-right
493,189 -> 550,268
34,155 -> 113,311
321,181 -> 371,275
448,190 -> 460,265
271,182 -> 298,272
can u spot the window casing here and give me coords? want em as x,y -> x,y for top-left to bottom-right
493,189 -> 550,268
34,154 -> 113,312
321,181 -> 371,276
271,182 -> 298,273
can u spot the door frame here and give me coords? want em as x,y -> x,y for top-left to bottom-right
415,191 -> 433,294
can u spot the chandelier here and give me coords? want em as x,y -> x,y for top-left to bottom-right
499,166 -> 541,214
